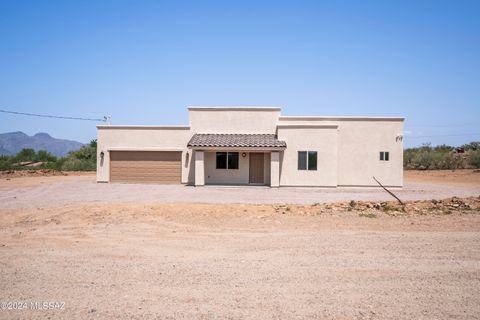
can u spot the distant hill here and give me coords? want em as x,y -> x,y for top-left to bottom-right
0,131 -> 84,157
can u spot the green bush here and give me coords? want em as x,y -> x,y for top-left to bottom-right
14,148 -> 36,162
468,150 -> 480,168
0,139 -> 97,172
59,140 -> 97,171
461,141 -> 480,151
60,158 -> 96,171
35,150 -> 57,162
0,156 -> 13,170
404,143 -> 466,170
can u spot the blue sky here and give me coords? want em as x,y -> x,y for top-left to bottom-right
0,0 -> 479,147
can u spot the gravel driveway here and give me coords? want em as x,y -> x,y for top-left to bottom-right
1,175 -> 479,209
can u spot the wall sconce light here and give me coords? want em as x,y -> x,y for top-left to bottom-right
242,152 -> 247,157
100,151 -> 105,158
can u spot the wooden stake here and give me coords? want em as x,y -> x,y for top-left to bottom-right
373,176 -> 405,206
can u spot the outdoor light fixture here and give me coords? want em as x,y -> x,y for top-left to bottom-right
242,152 -> 247,157
100,151 -> 105,158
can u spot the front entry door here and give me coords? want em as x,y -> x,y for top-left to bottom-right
249,153 -> 264,184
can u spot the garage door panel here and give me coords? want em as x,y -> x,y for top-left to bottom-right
111,162 -> 180,168
110,151 -> 182,184
110,171 -> 181,178
110,151 -> 181,161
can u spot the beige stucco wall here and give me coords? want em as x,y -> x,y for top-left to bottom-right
203,151 -> 271,185
277,118 -> 404,187
277,126 -> 338,187
96,108 -> 403,188
204,151 -> 249,185
96,126 -> 192,183
336,120 -> 404,187
189,107 -> 280,134
263,152 -> 271,185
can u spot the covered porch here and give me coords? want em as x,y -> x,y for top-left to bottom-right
187,134 -> 286,187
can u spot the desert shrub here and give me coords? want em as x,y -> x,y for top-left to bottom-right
0,155 -> 14,170
468,150 -> 480,168
435,152 -> 465,170
0,140 -> 98,172
405,144 -> 436,170
60,158 -> 96,171
14,148 -> 36,162
59,140 -> 97,171
404,143 -> 466,170
89,139 -> 97,148
35,150 -> 57,162
461,141 -> 480,151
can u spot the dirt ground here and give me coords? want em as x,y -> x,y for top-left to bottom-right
1,170 -> 480,209
404,169 -> 480,187
0,170 -> 479,319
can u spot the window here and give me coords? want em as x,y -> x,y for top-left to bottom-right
298,151 -> 317,170
227,152 -> 239,169
216,152 -> 227,169
216,152 -> 239,169
298,151 -> 307,170
380,151 -> 390,161
308,151 -> 317,170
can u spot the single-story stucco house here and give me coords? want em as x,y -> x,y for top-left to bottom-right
96,106 -> 404,187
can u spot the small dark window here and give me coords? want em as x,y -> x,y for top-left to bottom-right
308,151 -> 317,170
380,151 -> 390,161
216,152 -> 227,169
298,151 -> 307,170
227,152 -> 239,169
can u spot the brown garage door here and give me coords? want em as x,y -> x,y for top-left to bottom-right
110,151 -> 182,184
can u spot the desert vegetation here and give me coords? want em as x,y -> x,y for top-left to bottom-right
1,140 -> 479,172
404,141 -> 480,170
0,140 -> 97,171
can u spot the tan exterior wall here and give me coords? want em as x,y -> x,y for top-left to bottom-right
96,108 -> 404,188
277,118 -> 404,187
203,151 -> 271,185
189,107 -> 280,134
204,151 -> 249,185
277,126 -> 338,187
336,121 -> 404,187
96,126 -> 191,183
263,153 -> 271,185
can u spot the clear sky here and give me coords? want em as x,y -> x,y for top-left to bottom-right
0,0 -> 479,148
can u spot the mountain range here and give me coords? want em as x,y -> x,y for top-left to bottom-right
0,132 -> 84,157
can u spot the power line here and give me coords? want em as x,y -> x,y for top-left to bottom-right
406,133 -> 480,139
406,123 -> 478,128
0,108 -> 107,122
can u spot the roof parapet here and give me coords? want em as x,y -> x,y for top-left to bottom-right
188,106 -> 282,111
97,125 -> 190,129
279,116 -> 405,121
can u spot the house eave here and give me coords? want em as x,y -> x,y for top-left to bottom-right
188,146 -> 286,151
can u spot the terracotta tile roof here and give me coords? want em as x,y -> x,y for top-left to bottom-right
188,134 -> 286,148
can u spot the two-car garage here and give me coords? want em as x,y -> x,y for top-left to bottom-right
109,151 -> 182,184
